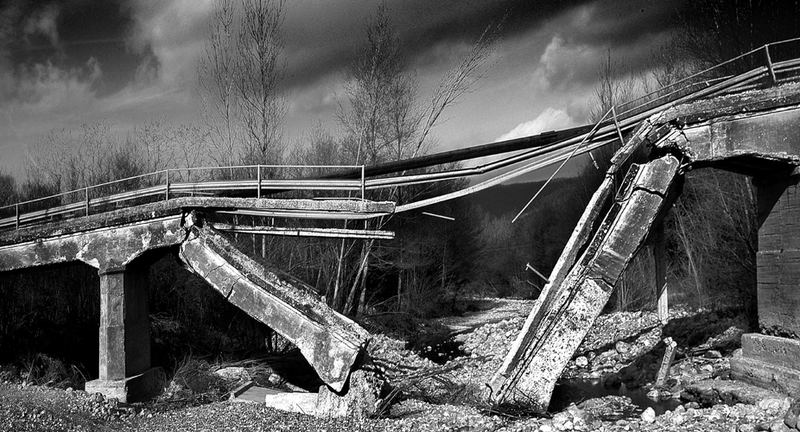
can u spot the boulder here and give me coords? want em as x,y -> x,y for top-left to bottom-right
641,407 -> 656,423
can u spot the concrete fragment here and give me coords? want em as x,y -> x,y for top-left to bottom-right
655,337 -> 678,387
261,371 -> 381,418
263,391 -> 319,414
315,370 -> 382,419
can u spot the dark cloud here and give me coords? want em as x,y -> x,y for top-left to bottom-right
0,0 -> 697,178
2,0 -> 146,96
280,0 -> 588,88
280,0 -> 690,89
2,0 -> 692,97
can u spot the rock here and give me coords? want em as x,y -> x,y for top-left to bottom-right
684,402 -> 700,409
567,403 -> 597,430
214,367 -> 250,382
757,421 -> 773,431
758,397 -> 791,416
672,414 -> 686,425
65,387 -> 73,393
641,407 -> 656,423
784,400 -> 800,429
647,388 -> 661,401
552,411 -> 572,431
539,425 -> 555,432
705,350 -> 723,359
575,356 -> 589,368
578,396 -> 638,420
770,420 -> 792,432
267,374 -> 282,385
615,341 -> 631,356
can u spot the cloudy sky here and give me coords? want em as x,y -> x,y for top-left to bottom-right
0,0 -> 689,178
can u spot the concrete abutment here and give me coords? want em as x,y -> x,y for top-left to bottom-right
732,175 -> 800,391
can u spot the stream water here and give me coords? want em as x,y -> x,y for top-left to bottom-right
549,378 -> 681,417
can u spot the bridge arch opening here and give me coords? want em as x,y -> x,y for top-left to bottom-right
0,260 -> 100,386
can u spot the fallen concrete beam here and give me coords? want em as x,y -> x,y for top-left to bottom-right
178,217 -> 369,391
490,118 -> 660,392
488,154 -> 681,411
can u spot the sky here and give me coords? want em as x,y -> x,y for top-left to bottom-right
0,0 -> 690,179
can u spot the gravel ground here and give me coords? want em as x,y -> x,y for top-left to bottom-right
1,381 -> 791,432
0,301 -> 789,432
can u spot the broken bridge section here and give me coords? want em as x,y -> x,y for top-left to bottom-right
0,197 -> 393,401
490,83 -> 800,412
178,218 -> 369,392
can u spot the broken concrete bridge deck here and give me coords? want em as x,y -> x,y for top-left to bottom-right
0,196 -> 393,401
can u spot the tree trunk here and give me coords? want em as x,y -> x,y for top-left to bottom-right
675,209 -> 704,305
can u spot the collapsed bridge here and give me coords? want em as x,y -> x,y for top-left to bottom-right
1,39 -> 800,409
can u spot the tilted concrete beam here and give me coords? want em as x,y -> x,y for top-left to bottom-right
489,155 -> 681,411
178,219 -> 369,392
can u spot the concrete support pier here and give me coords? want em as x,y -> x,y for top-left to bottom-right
84,264 -> 161,402
732,176 -> 800,394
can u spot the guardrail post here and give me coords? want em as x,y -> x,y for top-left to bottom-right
85,187 -> 90,216
15,203 -> 19,229
765,44 -> 777,85
165,169 -> 170,201
361,165 -> 366,200
257,165 -> 262,199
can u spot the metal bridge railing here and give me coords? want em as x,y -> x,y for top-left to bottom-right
0,164 -> 366,231
615,38 -> 800,121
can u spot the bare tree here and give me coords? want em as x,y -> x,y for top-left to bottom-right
236,0 -> 287,166
332,4 -> 498,315
199,0 -> 287,168
588,49 -> 640,123
0,171 -> 16,206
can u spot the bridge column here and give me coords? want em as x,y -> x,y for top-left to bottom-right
732,174 -> 800,395
84,264 -> 161,402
